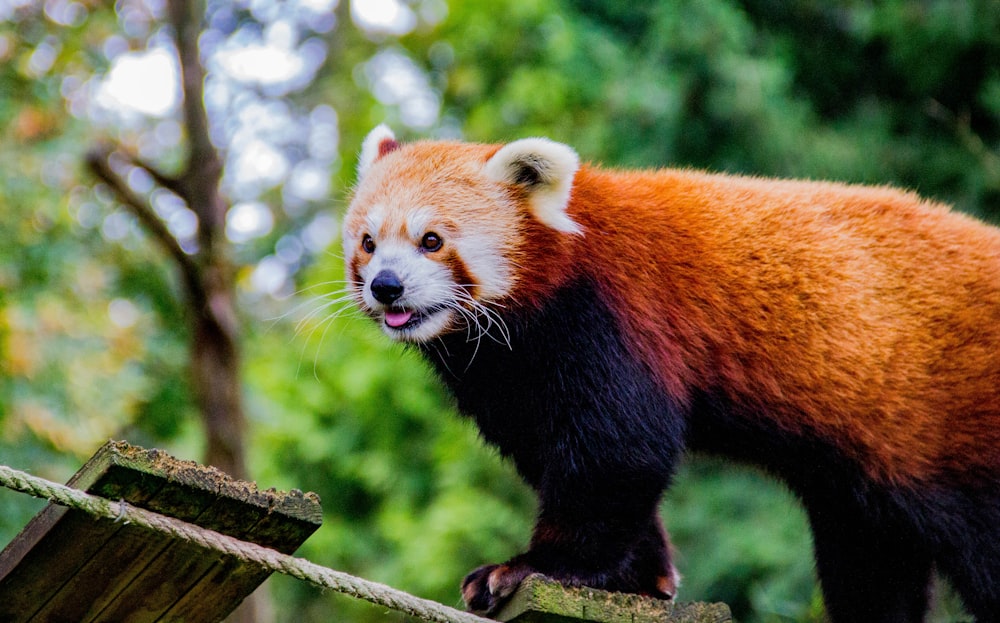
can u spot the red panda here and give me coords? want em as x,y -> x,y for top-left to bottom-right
342,124 -> 1000,622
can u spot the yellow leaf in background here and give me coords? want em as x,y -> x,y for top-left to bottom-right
4,331 -> 40,378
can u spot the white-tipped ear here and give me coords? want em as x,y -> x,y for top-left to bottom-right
357,124 -> 399,180
484,137 -> 582,234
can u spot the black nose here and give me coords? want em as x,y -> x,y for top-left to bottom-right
370,270 -> 404,304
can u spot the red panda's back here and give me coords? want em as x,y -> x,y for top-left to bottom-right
568,166 -> 1000,486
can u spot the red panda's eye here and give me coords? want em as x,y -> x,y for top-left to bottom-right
421,232 -> 443,252
361,234 -> 376,254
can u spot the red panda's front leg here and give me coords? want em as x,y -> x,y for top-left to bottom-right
460,486 -> 678,614
416,280 -> 687,614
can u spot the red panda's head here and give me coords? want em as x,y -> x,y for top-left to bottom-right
343,125 -> 582,342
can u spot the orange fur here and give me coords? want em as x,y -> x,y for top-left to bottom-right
347,139 -> 1000,487
565,167 -> 1000,487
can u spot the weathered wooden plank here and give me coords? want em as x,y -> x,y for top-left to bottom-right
0,440 -> 322,623
494,575 -> 733,623
30,478 -> 220,623
0,459 -> 167,620
81,474 -> 258,623
156,488 -> 322,623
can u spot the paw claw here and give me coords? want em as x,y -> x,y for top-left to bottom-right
653,568 -> 680,600
487,564 -> 530,600
461,563 -> 533,614
461,564 -> 499,613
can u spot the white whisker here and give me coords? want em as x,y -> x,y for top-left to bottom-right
267,281 -> 363,325
446,286 -> 512,349
427,339 -> 458,379
269,279 -> 371,378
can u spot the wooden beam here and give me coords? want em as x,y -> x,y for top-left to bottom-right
495,575 -> 732,623
0,440 -> 322,623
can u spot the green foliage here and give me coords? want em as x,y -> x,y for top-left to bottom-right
0,0 -> 197,534
664,460 -> 819,621
2,1 -> 998,622
243,258 -> 535,620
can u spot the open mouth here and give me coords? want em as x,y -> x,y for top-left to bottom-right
383,306 -> 440,330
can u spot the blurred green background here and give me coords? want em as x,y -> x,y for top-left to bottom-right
1,1 -> 998,621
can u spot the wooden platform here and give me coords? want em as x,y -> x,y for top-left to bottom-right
0,440 -> 322,623
498,575 -> 732,623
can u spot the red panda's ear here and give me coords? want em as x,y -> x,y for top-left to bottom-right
358,124 -> 400,181
484,138 -> 582,235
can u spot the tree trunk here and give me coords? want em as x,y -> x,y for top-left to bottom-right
191,266 -> 246,479
88,1 -> 261,620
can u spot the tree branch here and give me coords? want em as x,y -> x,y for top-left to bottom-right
85,146 -> 206,309
168,0 -> 226,253
127,153 -> 190,202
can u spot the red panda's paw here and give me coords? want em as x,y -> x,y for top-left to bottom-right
460,561 -> 677,614
460,562 -> 534,614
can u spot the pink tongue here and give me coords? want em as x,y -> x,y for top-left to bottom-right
384,309 -> 414,328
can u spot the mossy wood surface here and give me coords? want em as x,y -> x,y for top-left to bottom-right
496,575 -> 732,623
0,440 -> 322,623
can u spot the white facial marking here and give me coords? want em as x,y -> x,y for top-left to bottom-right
405,206 -> 437,240
452,230 -> 509,298
364,204 -> 386,239
356,236 -> 458,342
